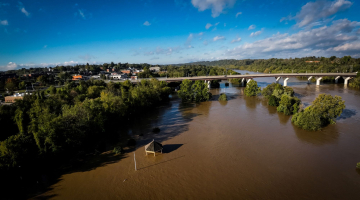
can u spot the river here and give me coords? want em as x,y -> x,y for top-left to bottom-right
34,70 -> 360,200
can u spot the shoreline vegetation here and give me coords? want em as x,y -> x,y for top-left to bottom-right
0,79 -> 171,199
0,56 -> 355,198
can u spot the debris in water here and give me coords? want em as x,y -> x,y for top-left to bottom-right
123,179 -> 127,182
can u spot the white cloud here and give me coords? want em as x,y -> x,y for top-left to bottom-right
248,25 -> 256,30
191,0 -> 237,17
224,19 -> 360,58
205,23 -> 213,29
43,45 -> 47,48
143,21 -> 151,26
332,42 -> 360,51
1,61 -> 110,70
0,62 -> 18,71
18,2 -> 30,17
185,33 -> 194,45
236,12 -> 242,17
62,61 -> 79,66
283,0 -> 353,28
74,9 -> 91,20
206,22 -> 221,29
231,36 -> 241,43
21,8 -> 29,16
79,9 -> 85,19
250,29 -> 263,37
185,32 -> 204,46
144,51 -> 154,56
224,23 -> 226,27
0,20 -> 8,25
213,35 -> 225,41
203,40 -> 208,45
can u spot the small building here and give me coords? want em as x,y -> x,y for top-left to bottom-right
72,75 -> 83,80
121,70 -> 131,74
145,140 -> 163,156
4,93 -> 29,103
110,74 -> 127,80
149,66 -> 160,72
131,76 -> 138,80
72,75 -> 90,81
305,61 -> 320,63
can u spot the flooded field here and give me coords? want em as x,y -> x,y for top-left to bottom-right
34,71 -> 360,200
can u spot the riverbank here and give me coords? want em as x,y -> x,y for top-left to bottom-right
33,77 -> 360,200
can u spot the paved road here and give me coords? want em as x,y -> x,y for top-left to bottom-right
105,72 -> 357,83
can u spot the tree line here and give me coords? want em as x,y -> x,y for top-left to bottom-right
183,56 -> 360,88
0,78 -> 171,198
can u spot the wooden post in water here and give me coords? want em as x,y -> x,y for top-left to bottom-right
134,153 -> 137,171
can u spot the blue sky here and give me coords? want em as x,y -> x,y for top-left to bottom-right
1,0 -> 360,70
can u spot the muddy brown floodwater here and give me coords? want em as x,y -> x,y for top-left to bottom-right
34,71 -> 360,200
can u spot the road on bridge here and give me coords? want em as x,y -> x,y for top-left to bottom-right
105,72 -> 357,83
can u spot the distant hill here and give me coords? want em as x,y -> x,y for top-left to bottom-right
171,59 -> 258,66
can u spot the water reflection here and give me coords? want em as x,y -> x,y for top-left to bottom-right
244,96 -> 260,110
277,112 -> 291,125
293,124 -> 339,145
219,100 -> 228,106
261,99 -> 277,115
337,109 -> 357,120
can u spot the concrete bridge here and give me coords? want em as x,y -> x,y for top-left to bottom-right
122,72 -> 357,87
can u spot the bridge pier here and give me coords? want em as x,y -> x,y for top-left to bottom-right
316,77 -> 322,85
275,77 -> 281,84
335,76 -> 340,84
307,76 -> 312,84
344,77 -> 352,85
241,78 -> 245,87
283,78 -> 289,86
206,80 -> 211,89
247,78 -> 252,83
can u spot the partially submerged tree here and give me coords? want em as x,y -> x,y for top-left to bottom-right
244,80 -> 261,97
218,93 -> 227,101
178,80 -> 211,102
292,94 -> 345,131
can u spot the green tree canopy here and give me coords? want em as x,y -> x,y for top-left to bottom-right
244,80 -> 261,97
292,94 -> 345,131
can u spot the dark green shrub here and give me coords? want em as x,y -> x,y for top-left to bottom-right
268,95 -> 279,106
218,93 -> 227,101
357,162 -> 360,169
277,95 -> 300,115
113,146 -> 123,154
210,80 -> 220,88
292,94 -> 345,130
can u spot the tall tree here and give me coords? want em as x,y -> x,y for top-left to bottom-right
244,80 -> 261,97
